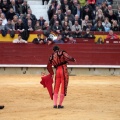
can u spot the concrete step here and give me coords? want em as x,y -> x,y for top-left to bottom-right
27,0 -> 49,21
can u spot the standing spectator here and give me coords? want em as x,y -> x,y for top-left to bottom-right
71,0 -> 79,15
52,20 -> 62,34
9,0 -> 20,16
6,8 -> 16,20
13,34 -> 27,43
49,14 -> 60,27
56,9 -> 64,21
1,0 -> 9,16
27,9 -> 37,26
61,0 -> 71,13
72,20 -> 82,37
47,0 -> 56,21
106,30 -> 119,39
21,0 -> 30,15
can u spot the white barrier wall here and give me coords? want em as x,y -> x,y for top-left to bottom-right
0,67 -> 120,76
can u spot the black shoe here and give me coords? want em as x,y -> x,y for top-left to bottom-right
58,105 -> 64,109
53,105 -> 57,108
0,106 -> 4,109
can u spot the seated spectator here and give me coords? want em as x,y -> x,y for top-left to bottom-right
96,37 -> 104,44
95,9 -> 105,23
0,18 -> 5,30
83,28 -> 95,38
34,20 -> 42,31
68,36 -> 76,43
74,14 -> 82,25
26,19 -> 34,31
82,15 -> 91,31
52,20 -> 62,34
42,21 -> 51,37
95,20 -> 105,31
12,15 -> 18,26
13,34 -> 27,43
102,17 -> 111,32
53,34 -> 64,44
66,9 -> 75,24
5,19 -> 15,31
38,16 -> 46,29
32,34 -> 45,44
1,13 -> 7,25
72,20 -> 82,38
111,20 -> 120,31
62,16 -> 72,29
106,30 -> 119,39
62,21 -> 71,31
49,14 -> 61,27
6,8 -> 16,20
62,29 -> 71,42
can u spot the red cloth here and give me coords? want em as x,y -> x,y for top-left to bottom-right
40,74 -> 53,100
106,34 -> 119,39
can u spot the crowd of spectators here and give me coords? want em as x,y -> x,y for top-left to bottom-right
0,0 -> 120,44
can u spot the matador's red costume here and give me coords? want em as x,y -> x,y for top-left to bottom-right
47,46 -> 75,108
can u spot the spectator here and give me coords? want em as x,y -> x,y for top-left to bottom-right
27,9 -> 37,26
26,19 -> 34,32
0,8 -> 3,18
5,19 -> 15,31
87,0 -> 96,10
61,0 -> 71,13
96,37 -> 104,44
106,30 -> 119,39
52,20 -> 62,34
15,18 -> 25,31
62,21 -> 71,31
46,37 -> 53,45
102,17 -> 111,32
38,16 -> 46,28
49,14 -> 61,27
1,0 -> 9,16
82,15 -> 91,31
83,28 -> 95,38
78,0 -> 86,7
56,9 -> 64,21
68,36 -> 76,43
42,21 -> 51,37
34,20 -> 42,31
21,0 -> 30,14
6,8 -> 16,20
72,20 -> 82,38
9,0 -> 20,16
13,34 -> 27,43
62,16 -> 72,29
32,34 -> 45,44
95,20 -> 105,31
53,34 -> 64,43
62,29 -> 71,42
47,0 -> 56,21
1,13 -> 7,25
74,14 -> 82,25
0,18 -> 5,30
111,20 -> 120,31
71,0 -> 79,15
66,9 -> 75,24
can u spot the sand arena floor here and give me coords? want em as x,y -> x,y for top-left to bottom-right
0,75 -> 120,120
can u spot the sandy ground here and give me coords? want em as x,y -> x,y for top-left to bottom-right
0,75 -> 120,120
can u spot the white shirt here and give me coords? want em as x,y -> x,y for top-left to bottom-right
13,39 -> 27,43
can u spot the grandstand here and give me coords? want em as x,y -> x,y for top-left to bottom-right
0,0 -> 120,76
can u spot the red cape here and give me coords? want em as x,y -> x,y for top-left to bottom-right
40,74 -> 53,100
